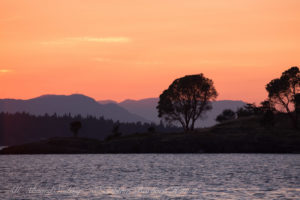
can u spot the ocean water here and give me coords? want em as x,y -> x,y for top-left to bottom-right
0,154 -> 299,199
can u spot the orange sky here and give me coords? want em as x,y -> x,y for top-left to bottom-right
0,0 -> 299,103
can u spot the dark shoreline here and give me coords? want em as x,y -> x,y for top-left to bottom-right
1,132 -> 299,154
2,116 -> 299,154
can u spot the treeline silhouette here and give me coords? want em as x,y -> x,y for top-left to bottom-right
0,112 -> 180,146
215,66 -> 299,129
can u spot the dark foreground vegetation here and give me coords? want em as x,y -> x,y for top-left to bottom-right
1,114 -> 299,154
0,112 -> 179,146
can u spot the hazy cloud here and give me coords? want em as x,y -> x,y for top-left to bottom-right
93,57 -> 163,65
93,58 -> 112,62
40,37 -> 131,45
0,69 -> 12,73
67,37 -> 131,43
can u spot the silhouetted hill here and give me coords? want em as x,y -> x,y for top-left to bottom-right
119,98 -> 159,123
98,100 -> 118,104
108,98 -> 246,127
0,94 -> 148,123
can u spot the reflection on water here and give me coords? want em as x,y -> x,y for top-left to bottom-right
0,154 -> 299,199
0,146 -> 7,151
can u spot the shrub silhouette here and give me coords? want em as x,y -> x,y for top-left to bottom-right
216,109 -> 236,123
147,126 -> 156,133
112,124 -> 122,137
70,121 -> 82,137
236,103 -> 260,118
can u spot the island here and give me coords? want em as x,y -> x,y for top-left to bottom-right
1,116 -> 299,154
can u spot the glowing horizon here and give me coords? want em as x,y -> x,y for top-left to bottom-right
0,0 -> 299,103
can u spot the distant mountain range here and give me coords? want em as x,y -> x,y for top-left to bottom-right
0,94 -> 148,123
0,94 -> 246,127
99,98 -> 246,127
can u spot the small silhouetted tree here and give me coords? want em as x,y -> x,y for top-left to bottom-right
157,74 -> 218,131
147,126 -> 155,133
112,123 -> 122,137
266,66 -> 299,128
105,123 -> 122,141
216,109 -> 236,123
70,121 -> 82,137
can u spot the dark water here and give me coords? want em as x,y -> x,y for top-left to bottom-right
0,154 -> 299,199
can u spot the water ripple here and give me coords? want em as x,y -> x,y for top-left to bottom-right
0,154 -> 299,199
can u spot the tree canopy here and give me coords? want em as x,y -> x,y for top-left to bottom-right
266,66 -> 299,128
216,109 -> 236,123
157,74 -> 218,131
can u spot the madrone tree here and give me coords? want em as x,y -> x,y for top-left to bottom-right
266,66 -> 299,128
157,74 -> 218,131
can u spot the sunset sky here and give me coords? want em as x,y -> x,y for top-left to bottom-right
0,0 -> 299,103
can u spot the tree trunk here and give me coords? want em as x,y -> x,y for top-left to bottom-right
287,112 -> 298,129
74,131 -> 78,137
190,119 -> 196,131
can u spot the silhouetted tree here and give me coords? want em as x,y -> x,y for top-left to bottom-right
236,103 -> 256,118
70,121 -> 82,137
296,93 -> 300,116
216,109 -> 236,123
236,103 -> 266,118
112,123 -> 122,137
147,126 -> 155,133
157,74 -> 218,131
105,123 -> 122,141
259,100 -> 275,113
266,66 -> 299,128
259,100 -> 275,128
295,93 -> 300,126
